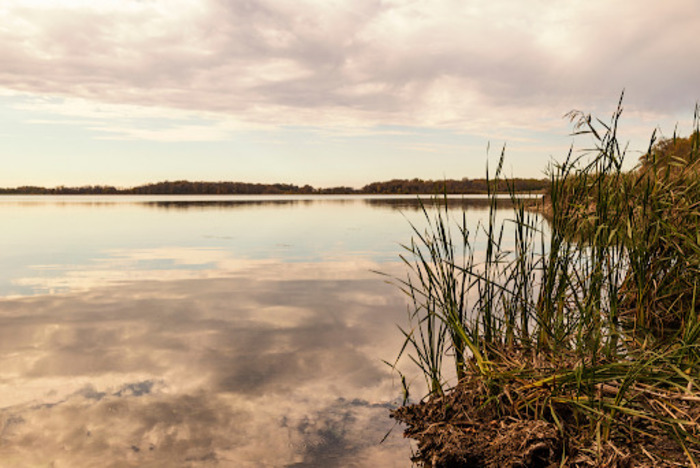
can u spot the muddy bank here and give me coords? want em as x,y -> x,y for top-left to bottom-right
391,375 -> 694,467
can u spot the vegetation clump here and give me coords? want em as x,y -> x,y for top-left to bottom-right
0,177 -> 547,196
388,97 -> 700,467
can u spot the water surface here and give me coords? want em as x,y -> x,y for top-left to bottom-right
0,195 -> 504,467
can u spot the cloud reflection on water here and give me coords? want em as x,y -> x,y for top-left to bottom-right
0,260 -> 414,467
1,195 -> 499,297
0,196 -> 505,465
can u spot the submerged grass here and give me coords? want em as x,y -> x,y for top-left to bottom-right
389,96 -> 700,467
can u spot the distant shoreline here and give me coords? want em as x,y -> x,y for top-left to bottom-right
0,177 -> 548,196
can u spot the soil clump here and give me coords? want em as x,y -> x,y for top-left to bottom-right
392,375 -> 694,467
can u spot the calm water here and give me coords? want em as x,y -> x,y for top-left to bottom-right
0,195 -> 508,467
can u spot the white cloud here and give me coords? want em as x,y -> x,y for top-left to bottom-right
0,0 -> 698,137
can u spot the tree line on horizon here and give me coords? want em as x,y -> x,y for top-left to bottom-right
0,177 -> 548,195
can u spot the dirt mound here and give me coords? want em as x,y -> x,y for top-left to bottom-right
391,376 -> 692,467
393,379 -> 560,468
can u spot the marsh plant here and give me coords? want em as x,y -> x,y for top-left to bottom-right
390,96 -> 700,466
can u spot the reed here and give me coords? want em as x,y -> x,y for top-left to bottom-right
390,96 -> 700,466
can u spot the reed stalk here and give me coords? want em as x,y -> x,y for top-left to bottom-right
389,96 -> 700,465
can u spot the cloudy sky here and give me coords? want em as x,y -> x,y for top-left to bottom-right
0,0 -> 698,188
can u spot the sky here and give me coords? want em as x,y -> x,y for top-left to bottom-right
0,0 -> 699,189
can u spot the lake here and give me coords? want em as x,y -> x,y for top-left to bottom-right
0,195 -> 511,467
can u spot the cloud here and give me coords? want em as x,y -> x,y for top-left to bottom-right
0,0 -> 698,137
0,262 -> 413,466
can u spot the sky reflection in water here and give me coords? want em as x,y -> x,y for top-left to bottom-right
0,196 -> 502,467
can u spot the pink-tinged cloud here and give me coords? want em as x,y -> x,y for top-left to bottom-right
0,0 -> 698,131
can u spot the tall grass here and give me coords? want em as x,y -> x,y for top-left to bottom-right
390,97 -> 700,465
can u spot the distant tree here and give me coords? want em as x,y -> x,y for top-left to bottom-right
360,177 -> 547,195
640,131 -> 700,171
0,176 -> 547,196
